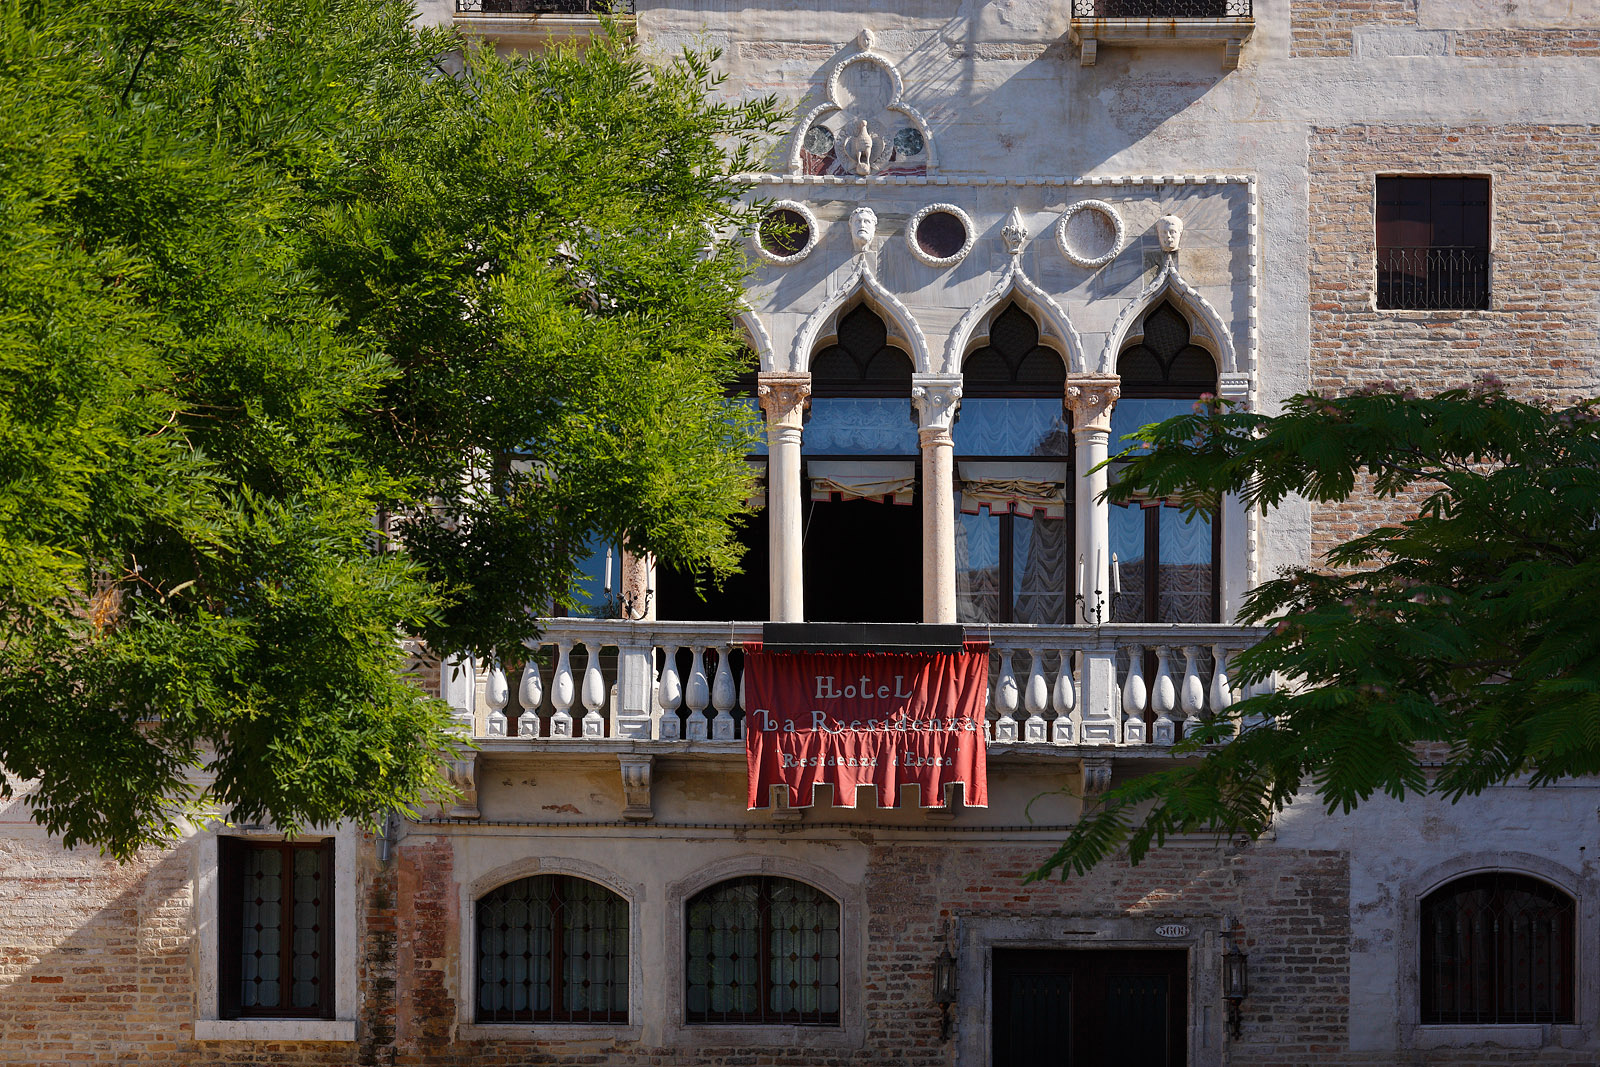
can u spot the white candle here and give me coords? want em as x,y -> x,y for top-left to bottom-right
1111,553 -> 1122,594
1077,555 -> 1085,596
603,546 -> 613,595
1095,549 -> 1102,593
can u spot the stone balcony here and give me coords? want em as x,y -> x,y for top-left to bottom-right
438,618 -> 1271,818
452,0 -> 633,50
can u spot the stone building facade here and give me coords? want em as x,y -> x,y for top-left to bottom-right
4,1 -> 1600,1064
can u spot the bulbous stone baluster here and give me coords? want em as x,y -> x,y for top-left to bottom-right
657,645 -> 683,741
992,650 -> 1020,743
1151,646 -> 1177,745
710,645 -> 738,741
484,663 -> 509,738
1180,646 -> 1206,728
1210,644 -> 1235,742
684,646 -> 711,741
518,656 -> 543,739
1023,650 -> 1049,744
1052,650 -> 1077,745
1122,644 -> 1148,744
550,642 -> 575,738
580,642 -> 606,738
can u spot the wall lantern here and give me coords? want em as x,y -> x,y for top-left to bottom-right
933,946 -> 958,1040
1222,923 -> 1249,1039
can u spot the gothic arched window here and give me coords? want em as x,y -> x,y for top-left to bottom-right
1110,302 -> 1218,624
955,303 -> 1071,624
803,304 -> 919,622
1421,873 -> 1575,1025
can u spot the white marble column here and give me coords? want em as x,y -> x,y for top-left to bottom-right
757,372 -> 811,622
1065,376 -> 1121,625
912,375 -> 963,624
1218,371 -> 1251,623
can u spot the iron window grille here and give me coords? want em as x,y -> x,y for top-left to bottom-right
476,875 -> 630,1023
218,838 -> 334,1020
456,0 -> 633,12
686,876 -> 842,1026
1421,873 -> 1575,1025
1376,176 -> 1491,311
1072,0 -> 1252,16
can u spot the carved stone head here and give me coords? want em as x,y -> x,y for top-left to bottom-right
850,206 -> 878,252
1156,214 -> 1184,253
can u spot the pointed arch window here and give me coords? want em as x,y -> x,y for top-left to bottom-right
476,875 -> 630,1024
803,304 -> 919,622
1421,873 -> 1575,1025
1110,302 -> 1218,624
955,303 -> 1072,624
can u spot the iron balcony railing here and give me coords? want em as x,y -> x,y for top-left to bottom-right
1377,245 -> 1491,311
456,0 -> 632,13
1071,0 -> 1252,16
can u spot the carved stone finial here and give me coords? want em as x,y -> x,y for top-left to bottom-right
1157,214 -> 1184,254
849,205 -> 878,251
856,27 -> 876,52
1001,207 -> 1029,256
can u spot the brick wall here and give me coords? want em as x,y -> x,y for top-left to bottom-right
1305,123 -> 1600,560
1291,3 -> 1600,58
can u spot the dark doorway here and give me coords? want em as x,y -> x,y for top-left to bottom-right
992,949 -> 1187,1067
801,497 -> 921,622
656,509 -> 770,621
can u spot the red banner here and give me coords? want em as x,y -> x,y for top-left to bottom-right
744,645 -> 989,809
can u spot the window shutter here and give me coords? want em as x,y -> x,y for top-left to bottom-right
217,837 -> 244,1020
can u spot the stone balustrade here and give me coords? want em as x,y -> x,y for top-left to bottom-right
446,620 -> 1271,749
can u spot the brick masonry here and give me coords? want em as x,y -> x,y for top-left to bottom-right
1305,122 -> 1600,560
1291,2 -> 1600,58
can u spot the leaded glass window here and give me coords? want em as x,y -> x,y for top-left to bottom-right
1421,873 -> 1575,1024
476,875 -> 630,1023
685,876 -> 841,1026
218,838 -> 332,1019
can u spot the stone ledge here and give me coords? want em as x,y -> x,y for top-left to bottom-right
193,1019 -> 357,1042
1069,18 -> 1255,70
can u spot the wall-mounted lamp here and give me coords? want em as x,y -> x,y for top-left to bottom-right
933,946 -> 958,1041
1222,922 -> 1249,1039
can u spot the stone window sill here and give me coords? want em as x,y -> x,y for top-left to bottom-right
457,1023 -> 643,1041
1069,18 -> 1254,70
1411,1024 -> 1584,1049
193,1019 -> 357,1042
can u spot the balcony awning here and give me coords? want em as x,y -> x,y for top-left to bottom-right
808,460 -> 916,506
958,460 -> 1069,519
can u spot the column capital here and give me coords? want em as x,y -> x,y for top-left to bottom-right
911,374 -> 964,441
1065,375 -> 1121,434
757,372 -> 811,424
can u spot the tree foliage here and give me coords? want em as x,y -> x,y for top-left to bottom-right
1033,385 -> 1600,879
0,0 -> 783,856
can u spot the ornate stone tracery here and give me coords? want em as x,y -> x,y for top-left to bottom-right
788,29 -> 936,177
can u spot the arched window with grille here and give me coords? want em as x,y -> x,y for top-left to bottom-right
803,304 -> 920,622
1421,873 -> 1575,1025
475,875 -> 630,1024
1110,301 -> 1219,624
955,302 -> 1072,624
685,875 -> 842,1026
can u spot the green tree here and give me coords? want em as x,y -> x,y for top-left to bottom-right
1034,385 -> 1600,879
0,0 -> 782,857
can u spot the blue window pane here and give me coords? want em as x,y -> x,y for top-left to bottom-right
1012,514 -> 1069,624
1110,398 -> 1197,455
1110,504 -> 1147,624
1158,508 -> 1213,624
568,534 -> 620,618
956,511 -> 1001,624
730,397 -> 768,456
954,399 -> 1069,457
805,398 -> 915,455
